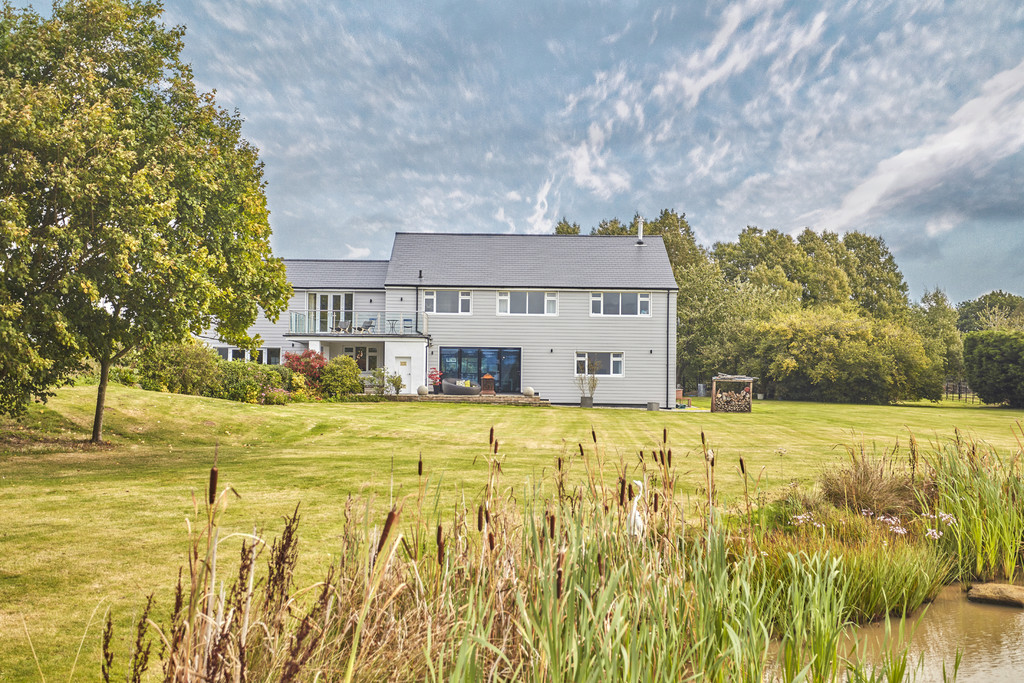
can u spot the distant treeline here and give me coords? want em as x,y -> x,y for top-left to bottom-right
557,211 -> 1023,404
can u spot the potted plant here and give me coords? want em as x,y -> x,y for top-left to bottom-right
427,367 -> 443,394
574,363 -> 599,408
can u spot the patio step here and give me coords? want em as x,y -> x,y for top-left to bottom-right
390,394 -> 550,406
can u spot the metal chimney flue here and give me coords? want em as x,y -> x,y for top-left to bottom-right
636,217 -> 645,246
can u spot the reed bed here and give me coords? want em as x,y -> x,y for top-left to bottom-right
96,428 -> 984,682
920,425 -> 1024,583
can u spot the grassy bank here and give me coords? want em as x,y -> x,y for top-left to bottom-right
1,385 -> 1022,679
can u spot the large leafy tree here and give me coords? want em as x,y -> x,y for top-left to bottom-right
0,0 -> 290,440
754,306 -> 940,404
911,288 -> 964,381
956,290 -> 1024,332
963,330 -> 1024,407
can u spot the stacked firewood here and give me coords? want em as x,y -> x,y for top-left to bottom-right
714,389 -> 751,413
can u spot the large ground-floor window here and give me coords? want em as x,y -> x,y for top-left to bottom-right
440,347 -> 521,393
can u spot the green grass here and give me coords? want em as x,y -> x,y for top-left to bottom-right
1,385 -> 1021,679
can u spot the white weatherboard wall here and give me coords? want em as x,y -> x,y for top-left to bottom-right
384,339 -> 428,394
422,288 -> 675,406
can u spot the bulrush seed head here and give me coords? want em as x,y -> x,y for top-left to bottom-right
489,425 -> 494,445
668,448 -> 672,467
739,457 -> 746,476
477,504 -> 484,532
555,549 -> 566,599
377,505 -> 399,556
418,452 -> 423,477
592,427 -> 597,443
208,466 -> 218,506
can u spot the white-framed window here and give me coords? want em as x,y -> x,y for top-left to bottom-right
224,348 -> 279,364
342,345 -> 379,371
305,291 -> 355,332
424,290 -> 471,314
590,292 -> 651,316
575,351 -> 624,377
496,291 -> 557,315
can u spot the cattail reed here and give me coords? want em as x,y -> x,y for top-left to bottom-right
619,478 -> 626,506
592,427 -> 597,443
493,440 -> 499,454
557,456 -> 562,472
667,448 -> 672,467
436,524 -> 444,566
555,549 -> 566,599
597,552 -> 604,579
653,492 -> 659,513
578,443 -> 584,457
485,507 -> 491,526
377,505 -> 398,556
638,450 -> 644,462
663,427 -> 667,443
628,482 -> 635,501
477,504 -> 484,532
208,465 -> 218,506
489,425 -> 494,445
739,456 -> 746,476
487,530 -> 495,552
660,449 -> 665,466
548,512 -> 555,539
417,452 -> 423,477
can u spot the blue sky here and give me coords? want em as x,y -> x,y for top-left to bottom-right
36,1 -> 1024,301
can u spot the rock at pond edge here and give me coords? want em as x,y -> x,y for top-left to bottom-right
966,583 -> 1024,608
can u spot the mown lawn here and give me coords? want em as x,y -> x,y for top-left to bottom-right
1,385 -> 1021,680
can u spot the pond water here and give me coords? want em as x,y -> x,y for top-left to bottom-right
849,585 -> 1024,681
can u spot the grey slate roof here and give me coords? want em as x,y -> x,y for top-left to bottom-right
284,259 -> 388,290
385,233 -> 678,289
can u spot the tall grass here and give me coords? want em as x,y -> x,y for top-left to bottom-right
920,425 -> 1024,583
95,429 -> 965,681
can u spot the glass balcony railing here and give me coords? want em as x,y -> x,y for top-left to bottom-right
287,310 -> 421,336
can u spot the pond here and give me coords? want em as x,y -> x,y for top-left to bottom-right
850,585 -> 1024,681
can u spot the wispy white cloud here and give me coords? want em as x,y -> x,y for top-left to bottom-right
817,58 -> 1024,230
344,244 -> 371,259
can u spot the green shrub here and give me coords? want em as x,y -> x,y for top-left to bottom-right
218,360 -> 281,404
963,329 -> 1024,407
266,364 -> 294,391
320,355 -> 363,398
137,342 -> 223,396
365,367 -> 403,396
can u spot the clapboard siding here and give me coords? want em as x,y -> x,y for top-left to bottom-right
423,289 -> 675,406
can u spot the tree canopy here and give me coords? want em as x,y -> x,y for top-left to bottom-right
956,290 -> 1024,332
0,0 -> 290,439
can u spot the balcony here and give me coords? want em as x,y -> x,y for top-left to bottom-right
287,310 -> 424,336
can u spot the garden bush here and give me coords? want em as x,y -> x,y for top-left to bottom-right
218,360 -> 281,403
284,349 -> 326,393
320,355 -> 363,398
365,367 -> 403,395
136,342 -> 223,396
266,363 -> 294,391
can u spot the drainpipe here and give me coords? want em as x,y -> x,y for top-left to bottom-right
666,290 -> 671,409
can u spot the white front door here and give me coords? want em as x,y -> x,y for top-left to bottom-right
396,356 -> 413,394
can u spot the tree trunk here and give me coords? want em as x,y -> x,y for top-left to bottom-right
91,357 -> 110,443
